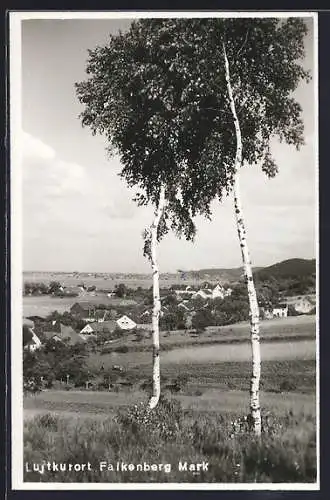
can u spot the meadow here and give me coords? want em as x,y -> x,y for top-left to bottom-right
23,315 -> 317,484
23,294 -> 137,318
24,397 -> 316,483
23,271 -> 209,290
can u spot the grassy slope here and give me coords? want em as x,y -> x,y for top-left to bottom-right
24,402 -> 316,483
94,315 -> 316,356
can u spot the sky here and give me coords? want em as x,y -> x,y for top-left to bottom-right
18,15 -> 316,273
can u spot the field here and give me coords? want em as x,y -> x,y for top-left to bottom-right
23,271 -> 212,290
84,314 -> 315,355
23,294 -> 137,318
23,315 -> 317,483
24,390 -> 316,483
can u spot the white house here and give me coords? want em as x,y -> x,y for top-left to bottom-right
117,315 -> 137,330
273,304 -> 288,318
25,332 -> 42,352
80,315 -> 136,335
23,318 -> 42,352
212,284 -> 225,300
79,320 -> 116,335
294,297 -> 315,314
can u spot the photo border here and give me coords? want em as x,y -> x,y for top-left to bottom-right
4,6 -> 327,497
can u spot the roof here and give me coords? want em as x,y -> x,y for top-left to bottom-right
71,301 -> 96,311
84,320 -> 118,333
23,317 -> 35,328
57,324 -> 85,343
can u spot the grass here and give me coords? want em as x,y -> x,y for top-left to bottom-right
136,359 -> 316,394
87,337 -> 315,374
22,315 -> 317,483
24,357 -> 316,420
23,294 -> 137,318
23,398 -> 316,483
95,315 -> 316,355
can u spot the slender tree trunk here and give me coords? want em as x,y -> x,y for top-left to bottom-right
148,184 -> 166,409
223,43 -> 262,435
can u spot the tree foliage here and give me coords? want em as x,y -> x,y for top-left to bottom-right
76,18 -> 310,238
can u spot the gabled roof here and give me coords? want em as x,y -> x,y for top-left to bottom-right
70,301 -> 96,312
23,317 -> 35,328
56,324 -> 85,343
82,320 -> 118,333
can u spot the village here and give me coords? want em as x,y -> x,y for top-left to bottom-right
23,277 -> 316,353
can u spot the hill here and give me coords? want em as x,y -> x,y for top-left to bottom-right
178,266 -> 263,283
255,258 -> 316,280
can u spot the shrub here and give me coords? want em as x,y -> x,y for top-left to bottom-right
280,379 -> 297,392
35,413 -> 59,431
115,396 -> 184,441
114,345 -> 129,353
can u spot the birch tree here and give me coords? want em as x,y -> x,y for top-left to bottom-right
76,18 -> 311,423
75,23 -> 221,408
177,17 -> 309,434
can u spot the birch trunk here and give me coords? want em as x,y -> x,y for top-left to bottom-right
148,184 -> 166,409
223,43 -> 262,435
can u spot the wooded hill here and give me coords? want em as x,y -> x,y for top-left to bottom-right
183,258 -> 316,283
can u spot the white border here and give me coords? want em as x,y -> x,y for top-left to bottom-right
10,10 -> 319,491
314,15 -> 320,489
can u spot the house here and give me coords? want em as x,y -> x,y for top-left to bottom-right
117,315 -> 137,330
294,297 -> 315,314
80,315 -> 137,336
284,295 -> 316,314
260,306 -> 274,320
273,304 -> 288,318
212,284 -> 225,300
23,317 -> 42,352
58,324 -> 85,344
192,289 -> 213,300
80,320 -> 118,336
24,333 -> 42,352
43,323 -> 85,344
70,302 -> 97,321
178,302 -> 190,311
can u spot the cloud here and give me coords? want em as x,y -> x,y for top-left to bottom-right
23,131 -> 56,161
23,131 -> 140,255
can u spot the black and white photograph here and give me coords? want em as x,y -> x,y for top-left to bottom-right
10,11 -> 318,489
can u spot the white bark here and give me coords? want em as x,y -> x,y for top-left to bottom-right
223,43 -> 262,435
148,184 -> 166,409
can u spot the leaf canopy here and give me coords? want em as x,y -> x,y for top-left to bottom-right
76,17 -> 310,239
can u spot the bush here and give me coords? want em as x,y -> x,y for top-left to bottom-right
35,413 -> 59,431
24,408 -> 316,483
279,379 -> 297,392
114,345 -> 129,353
115,396 -> 184,441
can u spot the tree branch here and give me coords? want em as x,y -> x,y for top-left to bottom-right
236,29 -> 249,58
